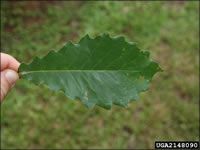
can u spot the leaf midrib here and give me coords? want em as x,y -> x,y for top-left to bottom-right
20,70 -> 140,75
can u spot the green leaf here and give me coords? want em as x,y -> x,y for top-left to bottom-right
19,34 -> 162,109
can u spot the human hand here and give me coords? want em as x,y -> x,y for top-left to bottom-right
1,53 -> 20,102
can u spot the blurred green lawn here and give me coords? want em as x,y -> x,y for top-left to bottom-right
0,1 -> 199,149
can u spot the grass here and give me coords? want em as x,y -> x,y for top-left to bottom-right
0,1 -> 199,149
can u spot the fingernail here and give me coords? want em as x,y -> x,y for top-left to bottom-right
5,70 -> 19,86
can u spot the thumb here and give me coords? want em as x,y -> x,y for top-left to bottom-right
1,69 -> 19,101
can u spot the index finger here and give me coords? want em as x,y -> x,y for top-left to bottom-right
0,53 -> 20,71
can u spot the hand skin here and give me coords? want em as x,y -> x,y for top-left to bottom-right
0,53 -> 20,102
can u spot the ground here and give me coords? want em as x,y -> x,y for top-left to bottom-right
0,1 -> 199,149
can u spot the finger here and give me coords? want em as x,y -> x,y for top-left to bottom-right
0,69 -> 19,101
0,53 -> 20,71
